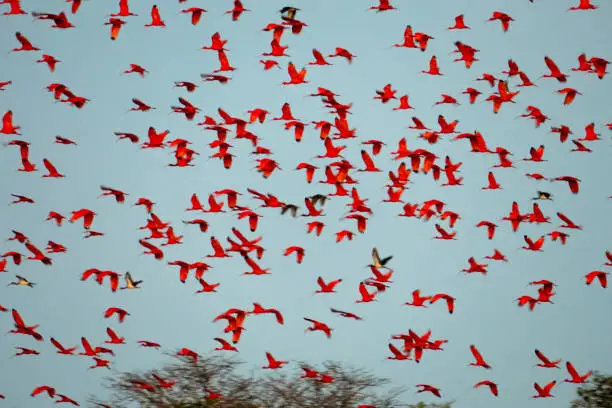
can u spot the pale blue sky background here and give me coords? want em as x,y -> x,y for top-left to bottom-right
0,0 -> 611,407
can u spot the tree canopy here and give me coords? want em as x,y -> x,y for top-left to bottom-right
571,372 -> 612,408
89,354 -> 454,408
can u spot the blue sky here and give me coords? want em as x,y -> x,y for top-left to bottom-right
1,0 -> 611,407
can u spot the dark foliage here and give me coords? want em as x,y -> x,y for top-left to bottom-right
571,372 -> 612,408
89,354 -> 454,408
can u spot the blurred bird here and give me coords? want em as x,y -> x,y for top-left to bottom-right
370,248 -> 393,269
532,191 -> 553,200
7,275 -> 35,287
280,6 -> 299,21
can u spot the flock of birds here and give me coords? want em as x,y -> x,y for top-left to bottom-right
1,0 -> 611,407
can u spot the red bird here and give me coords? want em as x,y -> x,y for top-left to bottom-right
488,11 -> 514,32
110,0 -> 138,17
476,221 -> 497,240
36,54 -> 61,72
138,340 -> 161,348
105,18 -> 126,40
553,176 -> 580,194
50,337 -> 77,355
304,317 -> 332,338
309,48 -> 332,66
130,98 -> 155,112
589,56 -> 609,79
315,277 -> 342,293
196,279 -> 219,293
104,307 -> 129,322
214,337 -> 238,352
533,381 -> 556,398
144,5 -> 165,27
327,47 -> 356,63
462,257 -> 488,274
585,271 -> 608,288
55,135 -> 77,145
1,110 -> 21,134
152,373 -> 177,389
42,159 -> 64,178
522,235 -> 545,251
469,345 -> 492,369
557,212 -> 582,230
388,343 -> 411,360
260,59 -> 280,70
2,0 -> 27,15
535,349 -> 561,368
482,171 -> 502,190
70,208 -> 96,229
569,0 -> 598,10
123,63 -> 148,77
12,32 -> 39,52
15,347 -> 39,356
416,384 -> 441,398
556,88 -> 582,105
66,0 -> 82,13
542,56 -> 568,82
215,50 -> 235,73
99,185 -> 128,202
139,239 -> 163,260
474,380 -> 498,396
105,327 -> 125,344
449,14 -> 470,30
10,309 -> 43,341
368,0 -> 397,12
32,11 -> 75,29
181,7 -> 207,25
330,307 -> 362,320
25,241 -> 52,265
10,194 -> 34,205
174,81 -> 197,92
226,0 -> 249,21
31,385 -> 56,398
393,25 -> 416,48
284,246 -> 305,263
202,32 -> 228,51
262,352 -> 288,369
422,56 -> 443,75
283,62 -> 308,85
